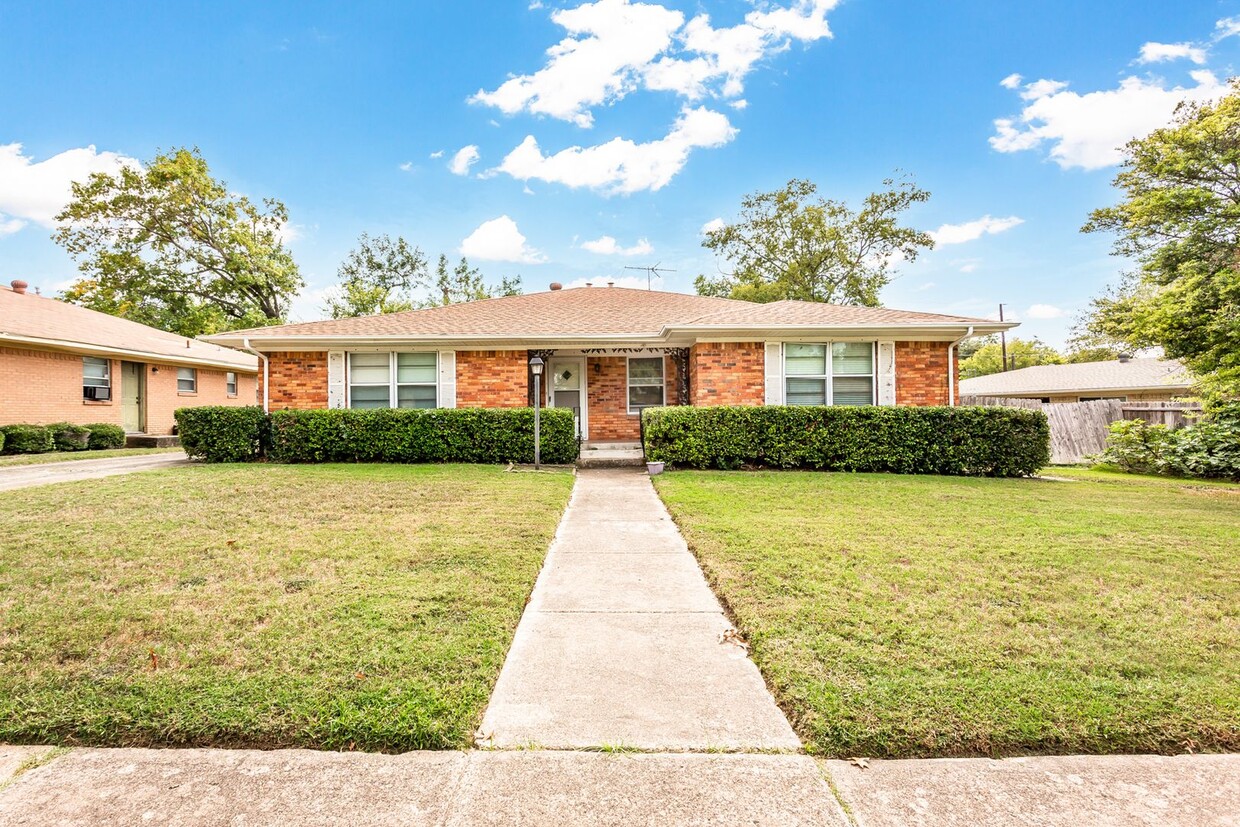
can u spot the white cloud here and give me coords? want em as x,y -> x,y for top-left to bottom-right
959,263 -> 977,274
1138,42 -> 1207,65
429,150 -> 445,159
1000,73 -> 1023,89
929,215 -> 1024,245
730,98 -> 748,110
459,215 -> 546,263
1215,16 -> 1240,40
991,69 -> 1228,169
488,105 -> 737,195
399,161 -> 414,172
0,217 -> 26,236
1026,303 -> 1067,319
580,235 -> 654,255
914,281 -> 936,291
449,145 -> 481,176
700,217 -> 726,234
471,0 -> 837,126
0,143 -> 137,229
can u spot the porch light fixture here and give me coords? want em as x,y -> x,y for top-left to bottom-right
529,356 -> 544,469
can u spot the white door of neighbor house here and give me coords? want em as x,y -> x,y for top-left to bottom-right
547,357 -> 587,440
121,361 -> 146,433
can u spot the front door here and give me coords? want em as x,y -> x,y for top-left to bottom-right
121,361 -> 145,433
547,357 -> 587,440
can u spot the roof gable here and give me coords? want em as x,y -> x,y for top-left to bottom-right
960,358 -> 1193,396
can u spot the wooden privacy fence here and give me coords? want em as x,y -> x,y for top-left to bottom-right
960,397 -> 1202,465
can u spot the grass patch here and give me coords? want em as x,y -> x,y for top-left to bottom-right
0,463 -> 573,752
654,470 -> 1239,758
0,448 -> 183,467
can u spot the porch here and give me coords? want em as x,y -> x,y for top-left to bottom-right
577,440 -> 645,469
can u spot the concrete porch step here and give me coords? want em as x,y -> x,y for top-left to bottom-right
125,434 -> 181,448
576,446 -> 646,469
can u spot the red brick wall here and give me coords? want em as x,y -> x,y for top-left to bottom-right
690,342 -> 764,406
263,351 -> 328,410
456,350 -> 528,407
896,341 -> 957,406
0,344 -> 255,434
584,355 -> 678,441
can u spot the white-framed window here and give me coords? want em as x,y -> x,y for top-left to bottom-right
83,357 -> 110,399
784,342 -> 875,406
627,356 -> 665,414
226,372 -> 238,396
177,367 -> 197,393
348,352 -> 438,409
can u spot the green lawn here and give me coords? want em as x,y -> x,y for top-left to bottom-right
654,470 -> 1240,758
0,463 -> 573,751
0,447 -> 183,467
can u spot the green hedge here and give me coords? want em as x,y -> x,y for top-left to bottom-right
176,406 -> 269,463
82,423 -> 126,450
48,422 -> 92,451
0,425 -> 55,455
268,407 -> 579,465
642,405 -> 1050,477
174,406 -> 580,465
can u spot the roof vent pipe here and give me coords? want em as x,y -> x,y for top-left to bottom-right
10,279 -> 27,294
1117,353 -> 1131,363
585,282 -> 592,287
549,282 -> 562,291
607,280 -> 614,287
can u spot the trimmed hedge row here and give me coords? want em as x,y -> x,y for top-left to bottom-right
175,406 -> 580,465
0,422 -> 129,455
642,405 -> 1050,477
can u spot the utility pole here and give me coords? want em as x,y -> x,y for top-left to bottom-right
623,263 -> 676,290
998,303 -> 1009,371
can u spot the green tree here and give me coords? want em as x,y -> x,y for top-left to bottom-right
424,255 -> 521,307
324,233 -> 427,318
694,177 -> 934,305
55,147 -> 302,337
1080,81 -> 1240,395
959,337 -> 1063,379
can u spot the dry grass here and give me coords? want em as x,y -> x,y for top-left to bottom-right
0,463 -> 573,751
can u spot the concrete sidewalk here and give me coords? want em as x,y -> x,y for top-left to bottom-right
0,451 -> 189,491
478,468 -> 800,752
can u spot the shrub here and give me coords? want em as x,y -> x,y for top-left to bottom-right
1094,419 -> 1176,475
47,422 -> 92,451
0,424 -> 55,455
0,430 -> 5,453
176,406 -> 269,463
82,423 -> 126,450
641,405 -> 1050,477
267,407 -> 579,465
1096,411 -> 1240,481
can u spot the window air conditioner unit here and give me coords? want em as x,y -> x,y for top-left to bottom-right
84,386 -> 111,401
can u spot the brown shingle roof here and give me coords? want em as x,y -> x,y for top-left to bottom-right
960,358 -> 1194,396
0,284 -> 258,371
213,287 -> 1002,341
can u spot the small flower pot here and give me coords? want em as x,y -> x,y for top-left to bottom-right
646,461 -> 665,476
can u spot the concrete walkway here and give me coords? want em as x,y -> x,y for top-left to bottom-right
478,468 -> 800,752
0,451 -> 189,491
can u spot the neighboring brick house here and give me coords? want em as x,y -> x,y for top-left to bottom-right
206,285 -> 1015,442
1,280 -> 258,435
960,357 -> 1194,403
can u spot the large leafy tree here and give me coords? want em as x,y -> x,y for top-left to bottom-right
1080,81 -> 1240,395
694,177 -> 934,305
425,255 -> 521,307
55,147 -> 301,337
324,233 -> 427,318
959,337 -> 1063,379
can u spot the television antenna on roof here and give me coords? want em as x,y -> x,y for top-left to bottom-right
623,263 -> 676,290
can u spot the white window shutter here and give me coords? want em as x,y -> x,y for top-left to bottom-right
327,351 -> 346,409
877,341 -> 896,406
764,342 -> 784,406
438,350 -> 456,409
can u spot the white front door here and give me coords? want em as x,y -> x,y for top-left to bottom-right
547,357 -> 587,440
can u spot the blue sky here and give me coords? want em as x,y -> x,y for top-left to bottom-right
2,0 -> 1238,345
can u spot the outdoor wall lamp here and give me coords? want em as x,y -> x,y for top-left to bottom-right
529,356 -> 544,469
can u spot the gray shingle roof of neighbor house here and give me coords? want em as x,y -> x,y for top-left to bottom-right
0,280 -> 259,371
959,358 -> 1194,397
204,286 -> 1015,347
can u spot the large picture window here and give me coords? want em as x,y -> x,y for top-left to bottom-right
348,352 -> 437,409
627,356 -> 665,414
784,342 -> 875,406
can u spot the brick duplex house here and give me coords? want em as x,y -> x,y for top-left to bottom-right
1,280 -> 259,435
205,285 -> 1016,442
